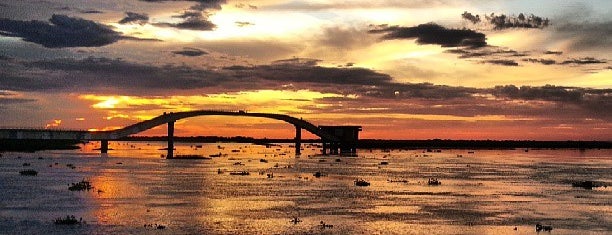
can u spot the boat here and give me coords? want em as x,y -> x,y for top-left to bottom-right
229,171 -> 250,176
19,169 -> 38,176
354,179 -> 370,186
428,178 -> 441,185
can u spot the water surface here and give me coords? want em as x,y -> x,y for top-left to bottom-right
1,142 -> 610,234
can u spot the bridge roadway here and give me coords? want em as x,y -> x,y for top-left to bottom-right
0,110 -> 356,157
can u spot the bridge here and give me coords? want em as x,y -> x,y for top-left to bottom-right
0,110 -> 362,156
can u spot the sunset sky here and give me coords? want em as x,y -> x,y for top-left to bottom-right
0,0 -> 610,140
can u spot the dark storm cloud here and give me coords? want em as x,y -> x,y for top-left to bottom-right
368,23 -> 487,48
560,57 -> 607,65
484,60 -> 519,66
523,58 -> 556,65
155,11 -> 216,30
462,12 -> 550,30
0,14 -> 128,48
119,12 -> 149,24
171,47 -> 208,56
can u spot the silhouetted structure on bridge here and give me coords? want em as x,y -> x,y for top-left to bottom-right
319,126 -> 362,155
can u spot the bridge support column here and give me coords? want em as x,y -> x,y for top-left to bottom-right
295,126 -> 301,155
167,121 -> 174,159
322,141 -> 327,155
100,140 -> 108,153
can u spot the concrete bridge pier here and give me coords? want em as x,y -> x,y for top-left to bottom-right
100,140 -> 109,153
321,141 -> 339,155
295,126 -> 301,155
167,121 -> 174,159
322,141 -> 327,155
330,142 -> 339,155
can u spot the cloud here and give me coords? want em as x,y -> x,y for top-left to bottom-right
119,12 -> 149,24
560,57 -> 607,65
235,21 -> 254,27
553,21 -> 612,51
356,83 -> 478,100
368,23 -> 486,48
264,1 -> 458,11
446,48 -> 526,58
81,10 -> 104,14
2,55 -> 610,120
142,0 -> 226,30
140,0 -> 226,11
491,85 -> 611,118
155,10 -> 216,30
523,58 -> 556,65
225,58 -> 393,86
461,11 -> 480,24
0,90 -> 35,105
318,26 -> 377,49
484,59 -> 519,66
225,58 -> 477,100
544,50 -> 563,55
0,57 -> 226,94
463,12 -> 550,30
171,47 -> 208,56
0,14 -> 128,48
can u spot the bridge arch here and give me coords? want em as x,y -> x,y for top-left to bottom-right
90,110 -> 343,157
92,110 -> 339,141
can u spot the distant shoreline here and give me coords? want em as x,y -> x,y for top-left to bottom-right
1,137 -> 610,152
0,139 -> 82,152
120,136 -> 612,149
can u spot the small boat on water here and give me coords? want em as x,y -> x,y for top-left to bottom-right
354,179 -> 370,186
229,171 -> 250,176
19,169 -> 38,176
209,153 -> 226,158
428,178 -> 441,185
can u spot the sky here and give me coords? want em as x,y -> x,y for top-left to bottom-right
0,0 -> 610,140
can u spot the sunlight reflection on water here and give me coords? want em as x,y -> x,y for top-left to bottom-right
0,142 -> 610,234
